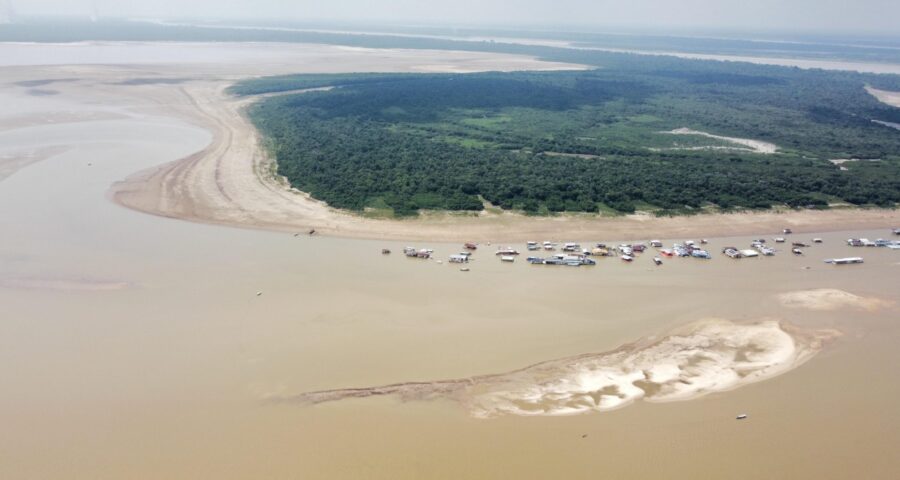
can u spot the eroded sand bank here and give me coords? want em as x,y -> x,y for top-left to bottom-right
278,319 -> 840,417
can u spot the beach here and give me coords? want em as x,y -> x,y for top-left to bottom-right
2,42 -> 900,479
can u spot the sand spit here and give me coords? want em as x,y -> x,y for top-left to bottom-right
277,319 -> 839,418
778,289 -> 893,312
664,127 -> 778,154
866,86 -> 900,108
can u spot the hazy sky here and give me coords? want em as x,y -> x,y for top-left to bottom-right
5,0 -> 900,34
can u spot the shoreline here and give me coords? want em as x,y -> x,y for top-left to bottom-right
111,78 -> 900,242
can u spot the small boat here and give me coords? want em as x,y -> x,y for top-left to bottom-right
460,267 -> 470,272
700,239 -> 708,245
526,256 -> 544,264
783,228 -> 793,234
495,247 -> 520,256
649,240 -> 663,248
792,242 -> 810,248
449,254 -> 469,263
774,237 -> 786,243
825,257 -> 864,265
653,257 -> 662,265
381,248 -> 391,255
792,248 -> 803,255
500,255 -> 515,262
659,249 -> 674,257
736,414 -> 748,420
621,255 -> 633,262
813,238 -> 823,243
464,242 -> 478,250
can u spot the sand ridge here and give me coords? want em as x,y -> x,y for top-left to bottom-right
275,319 -> 840,418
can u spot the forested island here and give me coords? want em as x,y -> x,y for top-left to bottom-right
236,57 -> 900,217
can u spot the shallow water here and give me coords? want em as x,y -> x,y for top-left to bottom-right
1,45 -> 899,479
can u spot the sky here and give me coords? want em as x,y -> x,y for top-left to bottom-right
3,0 -> 899,34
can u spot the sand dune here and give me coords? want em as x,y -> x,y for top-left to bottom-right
277,319 -> 839,418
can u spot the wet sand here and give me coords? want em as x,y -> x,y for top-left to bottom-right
2,42 -> 900,479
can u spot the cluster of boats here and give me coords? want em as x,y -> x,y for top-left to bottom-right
847,237 -> 900,249
389,228 -> 898,270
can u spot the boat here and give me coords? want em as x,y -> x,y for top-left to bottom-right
500,255 -> 515,262
700,239 -> 708,245
774,237 -> 786,243
691,249 -> 711,259
813,238 -> 823,243
495,247 -> 520,256
464,242 -> 478,250
381,248 -> 391,255
792,242 -> 810,248
527,241 -> 539,251
653,257 -> 662,265
543,241 -> 555,251
736,414 -> 748,420
621,255 -> 633,262
580,257 -> 597,266
632,243 -> 647,252
649,240 -> 663,248
723,247 -> 741,258
825,257 -> 864,265
460,267 -> 470,272
659,249 -> 674,257
783,228 -> 793,234
527,256 -> 545,264
449,254 -> 469,263
792,248 -> 803,255
562,243 -> 580,252
739,249 -> 759,258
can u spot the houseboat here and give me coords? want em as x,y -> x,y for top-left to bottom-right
495,247 -> 520,256
449,254 -> 469,263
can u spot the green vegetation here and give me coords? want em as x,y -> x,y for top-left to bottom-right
241,64 -> 900,217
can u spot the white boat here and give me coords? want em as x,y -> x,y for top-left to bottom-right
621,255 -> 633,262
740,249 -> 759,258
500,255 -> 515,262
460,267 -> 470,272
774,237 -> 786,243
653,257 -> 662,265
825,257 -> 864,264
495,248 -> 520,256
736,414 -> 748,420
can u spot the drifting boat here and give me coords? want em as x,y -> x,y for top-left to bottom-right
653,257 -> 663,265
774,237 -> 786,243
740,249 -> 759,258
527,241 -> 539,251
813,238 -> 823,243
691,249 -> 711,259
649,240 -> 663,248
700,239 -> 709,245
659,249 -> 674,257
792,242 -> 810,248
621,255 -> 634,262
723,248 -> 741,259
543,241 -> 556,251
736,414 -> 748,420
460,267 -> 470,272
495,247 -> 520,256
526,256 -> 545,264
464,242 -> 478,250
825,257 -> 864,265
783,228 -> 793,234
500,255 -> 516,262
381,248 -> 391,255
792,248 -> 803,255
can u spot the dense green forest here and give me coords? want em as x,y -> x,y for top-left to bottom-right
240,64 -> 900,217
